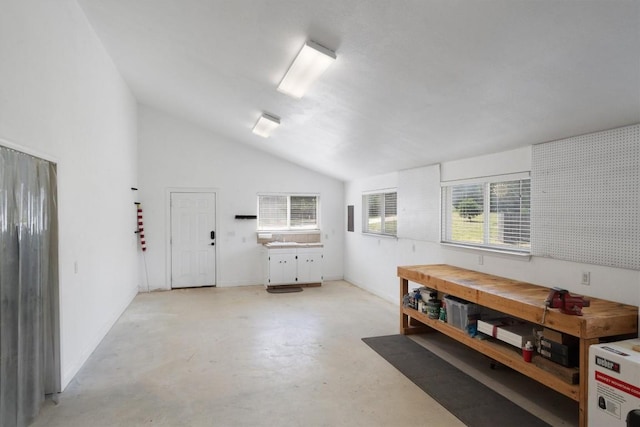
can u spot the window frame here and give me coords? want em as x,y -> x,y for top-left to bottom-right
257,193 -> 320,231
362,189 -> 397,237
440,173 -> 530,254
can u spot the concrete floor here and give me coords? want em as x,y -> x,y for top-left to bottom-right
32,281 -> 577,426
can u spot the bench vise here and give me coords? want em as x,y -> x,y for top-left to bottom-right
545,287 -> 591,316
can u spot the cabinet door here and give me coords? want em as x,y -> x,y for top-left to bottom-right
268,252 -> 297,285
297,250 -> 323,283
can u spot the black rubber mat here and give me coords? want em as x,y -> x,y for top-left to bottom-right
266,286 -> 303,293
362,334 -> 551,427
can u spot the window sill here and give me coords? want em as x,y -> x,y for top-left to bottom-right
257,230 -> 320,234
362,232 -> 398,240
440,242 -> 531,260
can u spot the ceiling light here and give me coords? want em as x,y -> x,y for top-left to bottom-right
277,41 -> 336,99
252,113 -> 280,138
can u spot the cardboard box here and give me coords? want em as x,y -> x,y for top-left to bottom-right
543,327 -> 575,345
543,327 -> 563,343
477,318 -> 538,349
589,339 -> 640,427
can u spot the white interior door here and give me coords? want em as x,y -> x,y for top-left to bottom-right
170,192 -> 216,288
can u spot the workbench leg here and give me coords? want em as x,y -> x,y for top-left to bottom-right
400,277 -> 409,334
579,338 -> 599,427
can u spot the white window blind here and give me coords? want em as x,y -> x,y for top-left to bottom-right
363,190 -> 397,236
441,175 -> 530,252
290,196 -> 317,228
489,180 -> 530,247
258,194 -> 319,231
258,195 -> 288,229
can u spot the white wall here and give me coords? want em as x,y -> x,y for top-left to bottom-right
345,170 -> 445,303
138,105 -> 344,290
346,145 -> 640,306
0,0 -> 139,389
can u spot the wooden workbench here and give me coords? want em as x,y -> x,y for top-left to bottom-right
398,264 -> 638,427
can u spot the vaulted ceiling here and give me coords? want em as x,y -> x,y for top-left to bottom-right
77,0 -> 640,181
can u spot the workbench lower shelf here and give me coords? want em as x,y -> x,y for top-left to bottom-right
402,306 -> 580,401
398,264 -> 638,427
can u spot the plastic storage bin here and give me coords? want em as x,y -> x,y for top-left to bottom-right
443,295 -> 482,334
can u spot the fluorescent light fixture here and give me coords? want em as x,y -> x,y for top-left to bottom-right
277,41 -> 336,99
252,113 -> 280,138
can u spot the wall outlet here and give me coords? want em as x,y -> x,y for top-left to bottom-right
478,255 -> 484,265
581,271 -> 591,286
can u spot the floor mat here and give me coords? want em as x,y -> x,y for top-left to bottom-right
266,286 -> 303,293
362,334 -> 550,427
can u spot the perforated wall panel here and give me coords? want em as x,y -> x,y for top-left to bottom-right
531,124 -> 639,270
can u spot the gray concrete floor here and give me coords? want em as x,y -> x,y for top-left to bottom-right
32,281 -> 577,426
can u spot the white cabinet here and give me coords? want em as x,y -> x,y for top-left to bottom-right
266,249 -> 297,285
263,246 -> 323,286
296,248 -> 323,284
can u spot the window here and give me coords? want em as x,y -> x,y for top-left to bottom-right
362,190 -> 397,236
258,194 -> 319,231
441,175 -> 530,252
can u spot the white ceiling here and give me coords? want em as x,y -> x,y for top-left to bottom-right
77,0 -> 640,181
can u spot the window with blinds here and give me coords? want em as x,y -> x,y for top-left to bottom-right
362,190 -> 397,236
258,194 -> 319,230
441,176 -> 530,252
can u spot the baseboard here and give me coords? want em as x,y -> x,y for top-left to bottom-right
321,275 -> 344,282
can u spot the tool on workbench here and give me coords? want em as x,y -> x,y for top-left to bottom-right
541,287 -> 591,323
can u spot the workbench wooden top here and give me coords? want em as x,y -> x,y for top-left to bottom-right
398,264 -> 638,339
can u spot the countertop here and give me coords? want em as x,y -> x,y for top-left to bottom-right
263,242 -> 323,249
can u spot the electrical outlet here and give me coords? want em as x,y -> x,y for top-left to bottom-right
581,271 -> 591,286
478,255 -> 484,265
